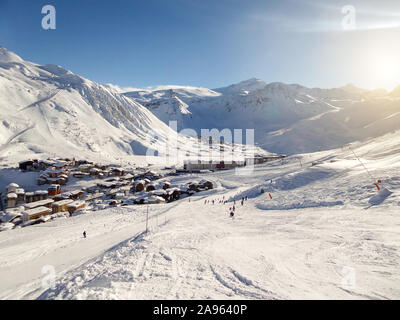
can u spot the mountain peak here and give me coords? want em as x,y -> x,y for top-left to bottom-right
0,46 -> 24,63
340,83 -> 366,94
214,77 -> 266,94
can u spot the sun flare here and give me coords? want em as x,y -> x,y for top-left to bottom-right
370,56 -> 400,90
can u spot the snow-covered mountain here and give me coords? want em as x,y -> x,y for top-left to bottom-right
1,47 -> 258,165
125,79 -> 400,154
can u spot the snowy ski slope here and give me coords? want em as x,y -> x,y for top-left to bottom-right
1,130 -> 399,299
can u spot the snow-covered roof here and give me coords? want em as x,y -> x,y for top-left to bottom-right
0,211 -> 21,223
23,206 -> 52,217
79,164 -> 93,169
70,189 -> 83,195
35,190 -> 49,195
7,193 -> 17,199
24,199 -> 54,210
67,201 -> 85,209
150,189 -> 167,196
7,183 -> 19,188
146,196 -> 165,203
53,162 -> 68,168
52,199 -> 74,207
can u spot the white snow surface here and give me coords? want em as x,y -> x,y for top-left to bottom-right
0,130 -> 399,300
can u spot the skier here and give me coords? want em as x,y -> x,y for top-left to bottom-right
230,210 -> 234,218
83,231 -> 87,238
233,205 -> 235,211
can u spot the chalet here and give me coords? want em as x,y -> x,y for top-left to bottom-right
85,192 -> 105,201
67,201 -> 86,215
34,190 -> 48,202
75,160 -> 93,166
0,209 -> 22,224
53,189 -> 83,201
97,181 -> 119,189
198,180 -> 213,190
48,185 -> 61,197
19,160 -> 34,171
58,174 -> 69,185
90,168 -> 101,176
25,192 -> 35,203
73,172 -> 89,179
78,164 -> 94,173
166,188 -> 181,202
24,199 -> 54,210
46,169 -> 69,178
187,182 -> 200,192
146,196 -> 165,204
149,189 -> 170,201
6,193 -> 17,209
15,188 -> 25,203
52,162 -> 69,170
111,168 -> 125,176
95,164 -> 109,171
162,182 -> 171,190
135,180 -> 145,192
6,183 -> 19,194
53,193 -> 71,202
146,184 -> 156,192
23,206 -> 52,222
52,199 -> 74,213
69,189 -> 84,200
38,159 -> 56,169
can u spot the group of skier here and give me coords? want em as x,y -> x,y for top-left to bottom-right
203,194 -> 248,218
204,195 -> 228,205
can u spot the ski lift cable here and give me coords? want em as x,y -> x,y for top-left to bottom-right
348,146 -> 377,183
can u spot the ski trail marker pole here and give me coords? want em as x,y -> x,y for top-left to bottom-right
146,205 -> 149,234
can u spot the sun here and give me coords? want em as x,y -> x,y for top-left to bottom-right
377,60 -> 395,78
370,56 -> 399,90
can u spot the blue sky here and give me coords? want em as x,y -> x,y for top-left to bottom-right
1,0 -> 400,90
